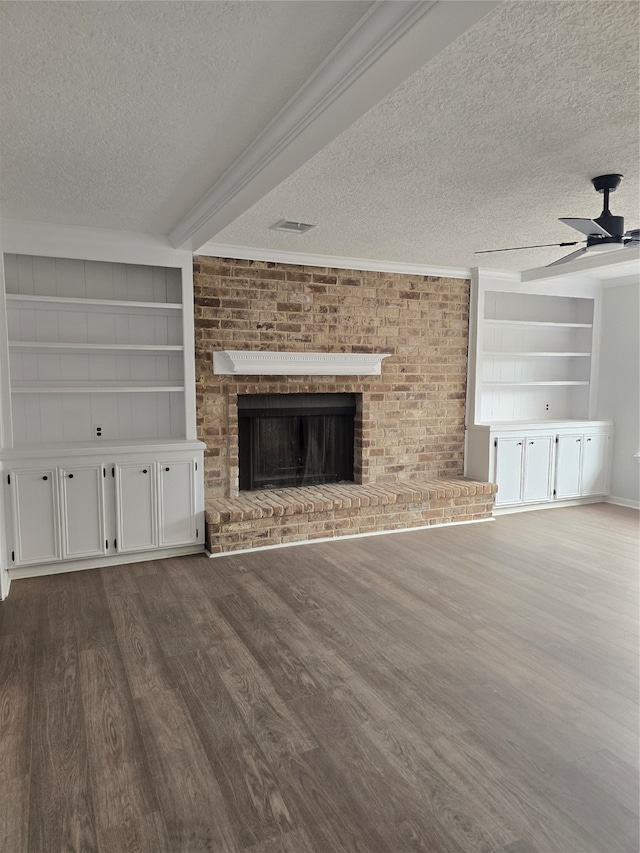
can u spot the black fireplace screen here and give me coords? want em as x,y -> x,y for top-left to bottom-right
238,393 -> 356,490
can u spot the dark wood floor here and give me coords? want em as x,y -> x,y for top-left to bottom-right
1,504 -> 638,853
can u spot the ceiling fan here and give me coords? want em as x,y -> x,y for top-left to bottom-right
477,174 -> 639,266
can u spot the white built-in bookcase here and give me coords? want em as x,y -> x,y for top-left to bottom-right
3,253 -> 188,446
466,270 -> 602,427
0,235 -> 204,599
464,269 -> 613,513
480,289 -> 594,423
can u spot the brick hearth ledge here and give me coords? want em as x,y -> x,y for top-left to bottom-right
206,476 -> 497,555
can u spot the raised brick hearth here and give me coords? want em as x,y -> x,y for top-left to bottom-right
194,256 -> 495,554
206,477 -> 496,553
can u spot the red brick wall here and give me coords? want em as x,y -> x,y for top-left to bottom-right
193,256 -> 470,498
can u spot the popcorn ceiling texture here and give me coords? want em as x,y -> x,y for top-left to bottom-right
193,256 -> 494,551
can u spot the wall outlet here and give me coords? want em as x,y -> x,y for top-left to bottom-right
545,403 -> 549,412
94,425 -> 103,438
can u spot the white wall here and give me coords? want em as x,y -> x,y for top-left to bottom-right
597,281 -> 640,507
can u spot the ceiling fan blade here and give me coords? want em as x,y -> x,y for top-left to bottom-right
559,217 -> 611,237
546,248 -> 588,267
475,241 -> 579,255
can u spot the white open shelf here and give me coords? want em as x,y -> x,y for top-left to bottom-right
483,351 -> 591,358
6,294 -> 182,314
12,381 -> 185,393
483,380 -> 590,387
9,342 -> 184,354
484,319 -> 593,329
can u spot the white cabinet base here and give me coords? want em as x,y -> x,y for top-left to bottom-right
493,495 -> 605,515
7,543 -> 204,580
2,440 -> 205,580
465,420 -> 613,513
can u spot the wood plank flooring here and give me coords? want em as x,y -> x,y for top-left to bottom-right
1,503 -> 638,852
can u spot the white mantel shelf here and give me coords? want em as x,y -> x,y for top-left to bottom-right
212,350 -> 390,376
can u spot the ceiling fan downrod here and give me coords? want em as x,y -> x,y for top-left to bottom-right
592,173 -> 624,238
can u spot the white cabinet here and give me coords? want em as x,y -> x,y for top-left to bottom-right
581,433 -> 610,496
158,460 -> 197,547
9,468 -> 60,566
522,436 -> 554,503
494,434 -> 554,507
494,438 -> 524,506
555,431 -> 611,499
465,421 -> 613,511
555,435 -> 583,498
114,458 -> 198,553
114,462 -> 157,553
4,444 -> 204,575
59,463 -> 107,559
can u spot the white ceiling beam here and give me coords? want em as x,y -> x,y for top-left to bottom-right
169,0 -> 499,252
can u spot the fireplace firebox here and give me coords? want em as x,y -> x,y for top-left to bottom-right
238,393 -> 356,491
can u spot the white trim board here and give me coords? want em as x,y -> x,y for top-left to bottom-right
1,219 -> 190,268
197,242 -> 471,280
604,495 -> 640,510
207,515 -> 493,559
8,543 -> 204,581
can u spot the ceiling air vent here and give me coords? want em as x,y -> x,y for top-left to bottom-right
270,219 -> 315,234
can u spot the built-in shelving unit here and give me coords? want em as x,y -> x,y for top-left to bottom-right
477,288 -> 595,423
464,270 -> 613,514
0,243 -> 205,599
3,253 -> 188,446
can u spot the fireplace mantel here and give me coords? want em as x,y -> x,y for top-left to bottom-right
213,350 -> 390,376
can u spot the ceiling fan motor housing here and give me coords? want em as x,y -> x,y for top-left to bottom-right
592,214 -> 625,240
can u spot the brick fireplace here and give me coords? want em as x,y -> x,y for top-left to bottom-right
193,256 -> 496,553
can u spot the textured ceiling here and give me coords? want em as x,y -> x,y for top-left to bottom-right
0,0 -> 370,233
1,1 -> 638,274
214,0 -> 640,272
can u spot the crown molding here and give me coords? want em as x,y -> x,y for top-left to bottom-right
213,350 -> 390,377
170,1 -> 498,251
196,242 -> 471,280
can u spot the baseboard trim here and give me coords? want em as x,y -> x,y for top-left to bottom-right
206,515 -> 493,558
493,496 -> 604,515
604,495 -> 640,510
8,544 -> 205,581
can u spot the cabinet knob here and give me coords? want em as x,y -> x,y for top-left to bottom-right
529,441 -> 534,445
68,473 -> 74,478
576,438 -> 581,442
165,467 -> 170,472
517,442 -> 522,446
142,469 -> 148,474
586,437 -> 591,442
42,475 -> 48,481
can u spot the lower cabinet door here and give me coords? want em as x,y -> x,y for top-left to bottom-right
494,438 -> 524,506
158,460 -> 197,546
581,433 -> 609,495
60,464 -> 107,559
114,462 -> 157,553
522,436 -> 554,503
10,469 -> 61,566
555,435 -> 583,498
